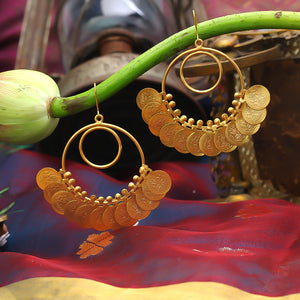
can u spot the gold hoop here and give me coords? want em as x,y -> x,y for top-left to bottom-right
36,84 -> 172,231
136,10 -> 270,157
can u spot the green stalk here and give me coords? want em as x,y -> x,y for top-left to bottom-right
50,11 -> 300,118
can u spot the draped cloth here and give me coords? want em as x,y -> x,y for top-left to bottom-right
0,150 -> 300,299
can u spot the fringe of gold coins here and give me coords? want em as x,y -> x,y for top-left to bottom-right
36,165 -> 171,230
136,84 -> 270,157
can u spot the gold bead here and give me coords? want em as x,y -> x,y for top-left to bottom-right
196,119 -> 204,127
180,115 -> 188,122
115,193 -> 122,200
63,171 -> 72,179
232,100 -> 239,107
90,195 -> 97,201
121,188 -> 128,195
128,182 -> 135,189
169,101 -> 176,108
214,118 -> 221,125
139,166 -> 145,174
166,94 -> 173,100
212,124 -> 218,131
188,118 -> 195,125
228,107 -> 234,114
106,196 -> 113,201
74,186 -> 81,193
133,175 -> 139,182
68,178 -> 76,186
99,196 -> 105,202
207,120 -> 213,127
221,113 -> 228,120
234,92 -> 241,99
174,109 -> 181,116
81,191 -> 88,197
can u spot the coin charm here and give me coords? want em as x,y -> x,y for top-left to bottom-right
51,190 -> 75,215
142,102 -> 167,124
173,127 -> 194,153
214,127 -> 237,153
159,122 -> 182,147
199,131 -> 221,157
235,112 -> 260,135
136,88 -> 162,109
114,202 -> 138,227
135,188 -> 161,210
89,205 -> 109,231
102,205 -> 122,230
127,195 -> 151,220
148,112 -> 174,136
143,170 -> 172,195
241,103 -> 267,125
244,85 -> 270,110
186,130 -> 205,156
36,167 -> 62,190
225,120 -> 249,146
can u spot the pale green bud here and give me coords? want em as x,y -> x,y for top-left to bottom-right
0,69 -> 60,144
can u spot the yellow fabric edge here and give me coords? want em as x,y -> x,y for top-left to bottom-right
1,277 -> 300,300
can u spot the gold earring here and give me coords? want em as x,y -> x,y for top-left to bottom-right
136,10 -> 270,157
36,84 -> 171,231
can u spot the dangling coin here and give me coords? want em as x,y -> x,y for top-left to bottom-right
74,202 -> 96,228
89,205 -> 109,231
43,182 -> 68,204
214,127 -> 237,153
115,202 -> 138,227
244,85 -> 270,110
36,167 -> 62,190
127,195 -> 151,220
148,112 -> 174,136
199,131 -> 221,157
136,88 -> 162,110
186,130 -> 205,156
102,205 -> 122,230
64,198 -> 83,224
235,112 -> 260,135
142,102 -> 167,124
159,122 -> 182,147
241,103 -> 267,125
141,184 -> 166,201
135,188 -> 161,210
143,170 -> 172,195
225,120 -> 249,146
173,127 -> 194,154
51,190 -> 75,215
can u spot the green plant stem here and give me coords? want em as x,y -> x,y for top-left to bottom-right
50,10 -> 300,118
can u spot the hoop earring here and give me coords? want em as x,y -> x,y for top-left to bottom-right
136,11 -> 270,157
36,84 -> 171,231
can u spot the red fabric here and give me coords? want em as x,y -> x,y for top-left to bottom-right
0,150 -> 300,297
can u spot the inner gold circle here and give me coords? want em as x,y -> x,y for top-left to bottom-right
179,50 -> 223,94
79,126 -> 122,169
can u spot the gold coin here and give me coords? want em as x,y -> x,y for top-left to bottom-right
64,198 -> 83,224
225,120 -> 249,146
43,182 -> 68,204
114,202 -> 138,227
142,102 -> 167,124
173,127 -> 194,153
102,205 -> 122,230
235,112 -> 260,135
214,127 -> 237,153
143,170 -> 172,195
241,103 -> 267,125
136,88 -> 162,110
141,184 -> 166,201
51,190 -> 75,215
244,85 -> 270,110
74,202 -> 96,228
127,195 -> 151,220
148,112 -> 174,136
186,130 -> 205,156
159,122 -> 182,147
36,167 -> 62,190
89,205 -> 109,231
199,131 -> 221,157
135,188 -> 161,210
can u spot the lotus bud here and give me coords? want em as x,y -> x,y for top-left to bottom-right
0,69 -> 60,144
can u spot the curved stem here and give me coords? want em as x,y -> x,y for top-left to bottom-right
51,10 -> 300,118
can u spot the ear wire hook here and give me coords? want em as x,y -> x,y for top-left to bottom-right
93,83 -> 103,123
193,9 -> 203,47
